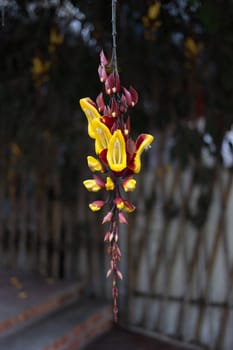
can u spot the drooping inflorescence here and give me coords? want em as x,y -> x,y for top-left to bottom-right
80,50 -> 154,321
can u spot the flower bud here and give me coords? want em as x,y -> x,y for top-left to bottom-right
96,92 -> 105,113
83,179 -> 102,192
105,73 -> 115,95
110,99 -> 120,118
109,232 -> 114,242
123,87 -> 132,106
115,244 -> 122,257
123,200 -> 136,213
104,231 -> 111,241
100,50 -> 108,66
120,94 -> 128,112
105,176 -> 115,191
114,197 -> 125,210
112,73 -> 121,93
118,212 -> 127,224
93,174 -> 105,188
121,177 -> 136,192
98,64 -> 107,83
106,269 -> 112,278
129,86 -> 138,106
116,269 -> 123,280
89,200 -> 105,212
102,211 -> 113,224
87,156 -> 105,173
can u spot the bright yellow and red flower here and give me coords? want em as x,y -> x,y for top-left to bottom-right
80,97 -> 154,175
80,49 -> 154,323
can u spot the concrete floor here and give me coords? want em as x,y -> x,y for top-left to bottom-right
84,327 -> 198,350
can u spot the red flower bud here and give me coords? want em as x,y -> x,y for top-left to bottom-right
113,72 -> 121,93
106,269 -> 112,278
115,244 -> 122,257
123,87 -> 132,106
96,92 -> 105,113
102,211 -> 113,224
98,64 -> 107,83
100,50 -> 108,66
126,117 -> 131,134
118,212 -> 127,224
109,232 -> 114,242
123,200 -> 136,213
120,94 -> 128,112
93,174 -> 105,188
105,73 -> 115,95
116,269 -> 123,280
110,99 -> 120,118
129,86 -> 138,106
104,231 -> 111,241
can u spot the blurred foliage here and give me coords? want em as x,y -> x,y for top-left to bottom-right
0,0 -> 233,194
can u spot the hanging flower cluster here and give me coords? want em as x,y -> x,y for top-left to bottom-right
80,50 -> 154,321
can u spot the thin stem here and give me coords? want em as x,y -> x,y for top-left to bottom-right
111,0 -> 118,74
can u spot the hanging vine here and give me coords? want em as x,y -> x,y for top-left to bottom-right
80,0 -> 154,322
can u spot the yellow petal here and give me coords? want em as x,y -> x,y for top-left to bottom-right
87,156 -> 104,173
89,204 -> 101,211
134,134 -> 154,173
123,202 -> 136,213
185,38 -> 199,56
122,178 -> 136,192
107,130 -> 127,172
80,98 -> 101,138
91,118 -> 112,154
50,28 -> 64,45
148,2 -> 161,20
83,179 -> 101,192
116,201 -> 124,210
105,176 -> 115,191
11,143 -> 22,157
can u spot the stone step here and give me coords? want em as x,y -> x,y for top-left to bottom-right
0,298 -> 112,350
0,270 -> 83,336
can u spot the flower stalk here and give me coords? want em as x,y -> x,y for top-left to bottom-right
111,0 -> 118,74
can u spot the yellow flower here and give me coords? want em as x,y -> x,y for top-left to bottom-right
105,177 -> 115,190
148,2 -> 161,20
89,204 -> 100,211
80,98 -> 102,138
107,130 -> 127,172
50,28 -> 64,46
87,156 -> 104,173
32,57 -> 50,76
83,179 -> 102,192
133,134 -> 154,173
11,143 -> 22,158
114,198 -> 125,210
89,200 -> 105,211
184,37 -> 203,58
91,118 -> 112,154
121,178 -> 136,192
123,200 -> 136,213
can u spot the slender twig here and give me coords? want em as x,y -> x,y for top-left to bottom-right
111,0 -> 118,74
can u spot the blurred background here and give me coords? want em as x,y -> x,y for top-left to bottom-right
0,1 -> 233,349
